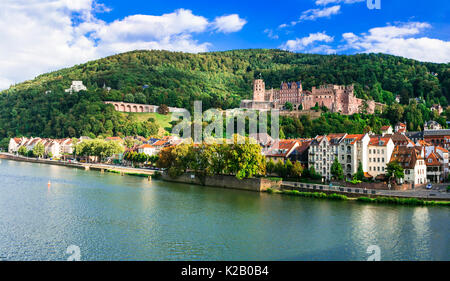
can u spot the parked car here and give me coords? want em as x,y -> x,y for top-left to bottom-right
426,183 -> 432,189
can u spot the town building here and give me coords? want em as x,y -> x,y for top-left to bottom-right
367,136 -> 395,179
405,131 -> 424,143
423,129 -> 450,149
425,151 -> 443,183
137,144 -> 156,156
8,137 -> 74,158
380,125 -> 393,135
308,134 -> 346,180
431,104 -> 443,115
8,138 -> 24,153
383,133 -> 414,146
337,134 -> 371,179
65,81 -> 87,93
394,122 -> 407,134
424,120 -> 442,131
265,139 -> 300,163
390,146 -> 427,186
288,139 -> 312,166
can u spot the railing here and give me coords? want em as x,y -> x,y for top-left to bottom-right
285,181 -> 377,195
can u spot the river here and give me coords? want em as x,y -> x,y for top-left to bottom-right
0,159 -> 448,261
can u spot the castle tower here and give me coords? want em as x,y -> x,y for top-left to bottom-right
253,79 -> 266,102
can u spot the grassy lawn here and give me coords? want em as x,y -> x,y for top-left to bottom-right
120,112 -> 173,135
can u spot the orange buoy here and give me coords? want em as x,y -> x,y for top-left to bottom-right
48,181 -> 51,188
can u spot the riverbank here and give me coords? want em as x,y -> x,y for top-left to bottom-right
0,153 -> 155,176
267,188 -> 450,207
2,153 -> 450,205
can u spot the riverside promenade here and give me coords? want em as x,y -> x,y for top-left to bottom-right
282,181 -> 450,200
0,153 -> 155,176
2,152 -> 449,200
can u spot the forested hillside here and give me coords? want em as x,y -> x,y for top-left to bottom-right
0,49 -> 449,148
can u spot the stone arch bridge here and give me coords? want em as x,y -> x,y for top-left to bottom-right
104,101 -> 158,113
104,101 -> 186,114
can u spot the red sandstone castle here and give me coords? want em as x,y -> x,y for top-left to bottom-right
240,78 -> 383,114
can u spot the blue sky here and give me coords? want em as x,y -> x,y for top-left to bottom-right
96,0 -> 450,52
0,0 -> 449,89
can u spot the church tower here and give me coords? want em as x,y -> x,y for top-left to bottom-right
253,79 -> 266,102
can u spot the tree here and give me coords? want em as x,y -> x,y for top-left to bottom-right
124,93 -> 135,103
331,157 -> 344,180
291,161 -> 303,180
266,159 -> 276,175
135,92 -> 147,104
354,161 -> 364,181
33,143 -> 45,158
275,160 -> 287,178
284,102 -> 293,111
285,159 -> 294,178
227,136 -> 266,179
386,161 -> 404,184
18,146 -> 27,156
158,104 -> 169,115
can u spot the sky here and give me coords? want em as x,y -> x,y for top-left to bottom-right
0,0 -> 449,90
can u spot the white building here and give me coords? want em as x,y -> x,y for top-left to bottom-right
380,125 -> 393,135
337,134 -> 370,178
8,138 -> 25,153
137,144 -> 156,156
308,134 -> 346,180
390,146 -> 427,186
367,136 -> 395,178
65,81 -> 87,93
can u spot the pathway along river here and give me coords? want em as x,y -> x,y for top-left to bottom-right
0,159 -> 448,260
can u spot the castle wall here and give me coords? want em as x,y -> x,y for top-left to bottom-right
247,79 -> 382,115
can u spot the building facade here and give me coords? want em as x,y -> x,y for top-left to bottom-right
241,78 -> 383,114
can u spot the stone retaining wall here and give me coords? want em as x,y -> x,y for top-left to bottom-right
161,173 -> 281,192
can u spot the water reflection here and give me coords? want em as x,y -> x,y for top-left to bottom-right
0,159 -> 448,261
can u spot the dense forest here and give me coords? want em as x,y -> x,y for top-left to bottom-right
0,49 -> 449,149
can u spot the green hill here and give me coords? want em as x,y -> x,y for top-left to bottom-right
0,49 -> 449,147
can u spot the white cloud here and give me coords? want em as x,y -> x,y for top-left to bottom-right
299,5 -> 341,21
212,14 -> 247,33
315,0 -> 364,5
341,22 -> 450,63
280,32 -> 335,53
278,5 -> 341,28
264,29 -> 279,39
0,1 -> 245,90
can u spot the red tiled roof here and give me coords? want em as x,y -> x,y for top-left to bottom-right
380,125 -> 391,131
266,140 -> 298,157
436,146 -> 449,153
369,136 -> 391,146
390,146 -> 423,169
426,151 -> 441,166
138,144 -> 154,149
153,140 -> 168,146
344,134 -> 364,144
